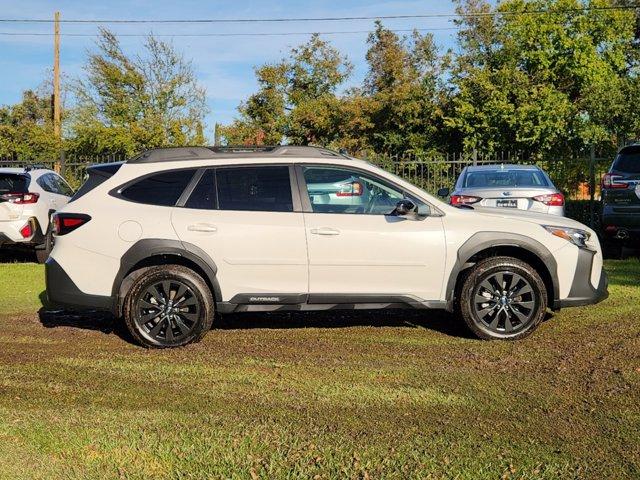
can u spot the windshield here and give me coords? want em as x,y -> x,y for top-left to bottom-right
0,173 -> 29,194
463,169 -> 549,188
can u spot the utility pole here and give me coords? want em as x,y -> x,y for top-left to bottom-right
53,11 -> 61,139
53,11 -> 62,174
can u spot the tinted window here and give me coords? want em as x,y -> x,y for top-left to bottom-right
0,174 -> 29,194
185,170 -> 216,210
463,169 -> 549,188
50,174 -> 74,196
37,174 -> 58,193
613,151 -> 640,174
121,169 -> 196,206
303,166 -> 429,215
216,166 -> 292,212
71,163 -> 123,202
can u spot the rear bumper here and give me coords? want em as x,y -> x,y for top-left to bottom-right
45,257 -> 113,312
601,209 -> 640,238
556,248 -> 609,308
0,218 -> 44,245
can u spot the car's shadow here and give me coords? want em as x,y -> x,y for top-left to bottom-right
37,291 -> 477,343
0,249 -> 38,263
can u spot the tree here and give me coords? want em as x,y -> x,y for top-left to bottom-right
0,89 -> 60,160
69,29 -> 207,156
447,0 -> 639,157
361,22 -> 451,156
220,34 -> 352,146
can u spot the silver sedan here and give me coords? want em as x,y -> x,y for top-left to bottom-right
446,164 -> 565,216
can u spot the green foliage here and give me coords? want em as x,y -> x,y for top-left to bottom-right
68,29 -> 208,156
2,1 -> 640,163
220,34 -> 352,146
0,90 -> 60,160
448,0 -> 638,157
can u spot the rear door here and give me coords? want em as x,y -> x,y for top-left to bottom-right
171,165 -> 309,303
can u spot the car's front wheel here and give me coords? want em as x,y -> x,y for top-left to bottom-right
458,256 -> 547,340
123,265 -> 214,348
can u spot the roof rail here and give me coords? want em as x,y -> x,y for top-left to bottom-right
127,145 -> 348,164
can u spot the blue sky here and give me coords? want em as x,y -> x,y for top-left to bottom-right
0,0 -> 461,140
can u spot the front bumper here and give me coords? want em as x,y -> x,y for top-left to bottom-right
556,248 -> 609,308
45,258 -> 113,312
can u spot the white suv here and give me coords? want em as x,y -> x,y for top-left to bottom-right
45,146 -> 608,348
1,167 -> 73,262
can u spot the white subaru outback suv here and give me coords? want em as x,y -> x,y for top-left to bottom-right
45,146 -> 608,348
1,167 -> 73,262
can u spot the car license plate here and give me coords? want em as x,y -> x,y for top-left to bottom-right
496,199 -> 518,208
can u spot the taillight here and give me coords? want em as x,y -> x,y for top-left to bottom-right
533,192 -> 564,206
0,192 -> 39,204
336,181 -> 363,197
19,221 -> 34,238
602,173 -> 628,189
52,213 -> 91,235
450,195 -> 481,206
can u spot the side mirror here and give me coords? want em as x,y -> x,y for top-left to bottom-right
437,187 -> 450,198
393,199 -> 416,216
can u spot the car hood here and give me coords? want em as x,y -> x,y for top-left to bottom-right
467,206 -> 588,230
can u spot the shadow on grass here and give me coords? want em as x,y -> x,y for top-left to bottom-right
0,248 -> 37,264
36,290 -> 477,342
37,291 -> 134,341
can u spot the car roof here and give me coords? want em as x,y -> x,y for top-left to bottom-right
0,167 -> 53,175
464,164 -> 542,172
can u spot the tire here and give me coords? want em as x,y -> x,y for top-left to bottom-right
458,256 -> 547,340
122,265 -> 215,348
35,228 -> 54,264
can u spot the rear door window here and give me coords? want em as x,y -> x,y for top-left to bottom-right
120,169 -> 196,206
216,166 -> 293,212
185,169 -> 216,210
0,174 -> 29,194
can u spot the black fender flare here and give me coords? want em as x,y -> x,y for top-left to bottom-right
112,238 -> 222,313
445,231 -> 559,304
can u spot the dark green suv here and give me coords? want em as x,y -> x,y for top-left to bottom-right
601,145 -> 640,244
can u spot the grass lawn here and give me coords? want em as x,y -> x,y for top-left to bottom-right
0,259 -> 638,479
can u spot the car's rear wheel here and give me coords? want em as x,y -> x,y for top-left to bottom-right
123,265 -> 214,348
458,256 -> 547,340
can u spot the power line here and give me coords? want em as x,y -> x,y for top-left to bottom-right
0,6 -> 636,24
0,27 -> 459,37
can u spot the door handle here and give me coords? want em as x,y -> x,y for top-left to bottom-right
187,223 -> 218,233
310,227 -> 340,236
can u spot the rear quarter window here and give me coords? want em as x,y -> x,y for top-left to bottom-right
119,169 -> 196,206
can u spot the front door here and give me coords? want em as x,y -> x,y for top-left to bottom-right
298,164 -> 446,301
171,165 -> 308,302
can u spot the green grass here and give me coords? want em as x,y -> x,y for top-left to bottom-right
0,262 -> 44,315
0,259 -> 638,479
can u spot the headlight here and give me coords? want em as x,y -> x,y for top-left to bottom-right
543,225 -> 591,248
